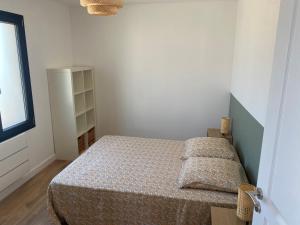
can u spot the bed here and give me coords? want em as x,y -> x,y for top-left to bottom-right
48,136 -> 240,225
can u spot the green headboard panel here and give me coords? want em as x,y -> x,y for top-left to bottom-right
229,94 -> 264,185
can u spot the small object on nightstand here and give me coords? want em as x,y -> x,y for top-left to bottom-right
237,184 -> 256,222
211,207 -> 246,225
207,128 -> 233,144
220,117 -> 231,135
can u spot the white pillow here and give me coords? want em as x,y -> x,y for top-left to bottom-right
177,157 -> 247,193
182,137 -> 235,160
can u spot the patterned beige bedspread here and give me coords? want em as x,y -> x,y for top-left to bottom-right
48,136 -> 238,225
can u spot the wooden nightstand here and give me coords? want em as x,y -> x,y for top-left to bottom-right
207,128 -> 233,144
211,207 -> 246,225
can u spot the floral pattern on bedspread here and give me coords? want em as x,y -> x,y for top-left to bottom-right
48,136 -> 238,225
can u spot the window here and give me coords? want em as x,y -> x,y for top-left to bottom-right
0,10 -> 35,143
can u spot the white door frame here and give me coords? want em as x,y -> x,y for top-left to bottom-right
253,0 -> 298,224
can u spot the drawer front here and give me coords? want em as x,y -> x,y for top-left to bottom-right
0,148 -> 29,177
0,160 -> 29,192
0,134 -> 28,160
0,134 -> 29,192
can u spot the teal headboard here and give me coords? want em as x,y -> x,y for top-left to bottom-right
229,94 -> 264,185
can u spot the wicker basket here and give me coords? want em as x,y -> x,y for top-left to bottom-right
237,183 -> 256,221
77,135 -> 86,154
88,128 -> 95,146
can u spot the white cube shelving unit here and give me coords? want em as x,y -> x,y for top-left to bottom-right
47,67 -> 96,160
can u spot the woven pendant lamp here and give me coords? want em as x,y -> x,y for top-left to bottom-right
87,5 -> 119,16
80,0 -> 123,16
80,0 -> 123,8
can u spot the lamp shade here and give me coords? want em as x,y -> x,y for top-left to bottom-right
237,183 -> 255,222
220,116 -> 231,135
87,5 -> 118,15
80,0 -> 123,8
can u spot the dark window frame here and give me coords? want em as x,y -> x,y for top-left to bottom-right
0,10 -> 35,143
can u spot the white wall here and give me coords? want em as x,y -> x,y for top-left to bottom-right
0,0 -> 72,197
70,1 -> 237,140
231,0 -> 281,125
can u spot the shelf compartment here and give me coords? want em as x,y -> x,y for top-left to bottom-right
84,70 -> 93,90
74,93 -> 85,115
85,90 -> 94,109
72,71 -> 84,93
76,114 -> 87,137
86,109 -> 95,128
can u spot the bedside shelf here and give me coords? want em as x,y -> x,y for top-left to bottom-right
207,128 -> 233,144
211,207 -> 246,225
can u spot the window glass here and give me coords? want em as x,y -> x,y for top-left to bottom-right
0,22 -> 26,129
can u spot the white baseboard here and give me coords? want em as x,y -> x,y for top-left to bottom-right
0,154 -> 56,201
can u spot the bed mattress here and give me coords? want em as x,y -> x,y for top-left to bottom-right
48,136 -> 238,225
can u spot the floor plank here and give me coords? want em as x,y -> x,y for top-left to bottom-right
0,160 -> 68,225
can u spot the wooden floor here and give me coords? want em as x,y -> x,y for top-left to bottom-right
0,160 -> 68,225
